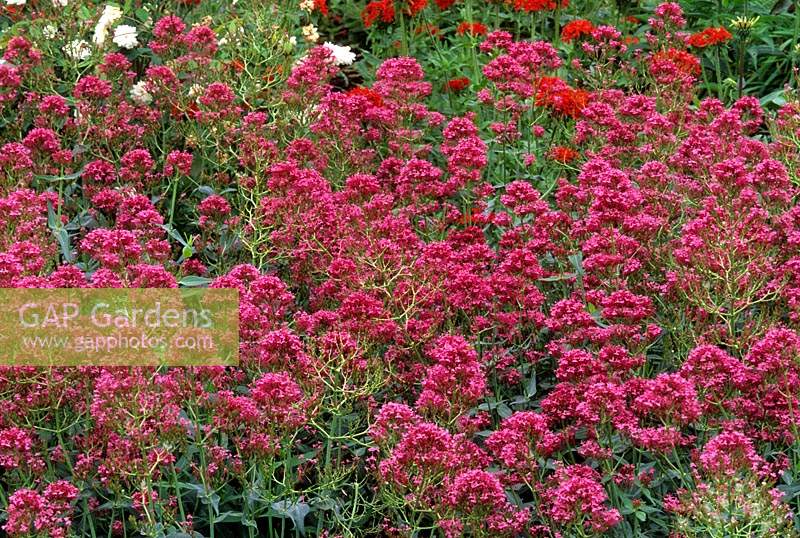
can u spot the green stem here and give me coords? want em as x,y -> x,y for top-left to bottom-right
398,8 -> 409,56
168,177 -> 180,230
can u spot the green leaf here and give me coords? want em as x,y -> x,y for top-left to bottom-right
179,276 -> 213,288
497,402 -> 513,418
270,500 -> 310,536
160,224 -> 188,246
213,511 -> 243,524
46,202 -> 59,229
36,169 -> 84,183
525,371 -> 537,398
55,228 -> 74,263
538,272 -> 577,282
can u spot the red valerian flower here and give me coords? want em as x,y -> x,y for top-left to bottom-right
456,21 -> 488,36
543,465 -> 622,533
687,26 -> 733,48
446,77 -> 470,92
435,0 -> 456,8
561,19 -> 595,42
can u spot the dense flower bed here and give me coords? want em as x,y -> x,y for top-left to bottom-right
0,0 -> 799,537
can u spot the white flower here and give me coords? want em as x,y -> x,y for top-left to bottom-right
323,42 -> 356,66
65,39 -> 92,61
112,24 -> 138,49
301,24 -> 319,44
129,80 -> 152,105
93,4 -> 123,46
288,36 -> 297,47
6,0 -> 26,6
42,25 -> 58,39
188,84 -> 204,98
52,0 -> 68,6
100,4 -> 123,23
299,0 -> 314,11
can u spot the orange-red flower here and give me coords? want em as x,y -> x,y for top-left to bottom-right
687,26 -> 732,48
456,21 -> 488,36
348,86 -> 384,107
508,0 -> 567,12
549,146 -> 579,163
362,0 -> 395,27
435,0 -> 457,8
446,77 -> 470,92
314,0 -> 329,15
228,59 -> 245,73
362,0 -> 427,25
535,77 -> 590,119
415,23 -> 441,37
561,19 -> 595,42
650,48 -> 701,76
407,0 -> 428,15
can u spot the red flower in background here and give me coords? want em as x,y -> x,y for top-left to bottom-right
446,77 -> 470,92
416,23 -> 441,37
561,19 -> 595,42
549,146 -> 579,163
408,0 -> 428,14
688,26 -> 732,48
509,0 -> 567,12
362,0 -> 395,27
347,86 -> 385,107
535,77 -> 590,119
362,0 -> 426,26
314,0 -> 329,15
650,48 -> 701,76
457,21 -> 488,36
435,0 -> 456,8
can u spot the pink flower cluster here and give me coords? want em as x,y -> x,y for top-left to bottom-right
0,2 -> 798,536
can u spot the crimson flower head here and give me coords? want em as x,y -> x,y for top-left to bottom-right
457,21 -> 488,36
561,19 -> 595,42
688,26 -> 733,48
